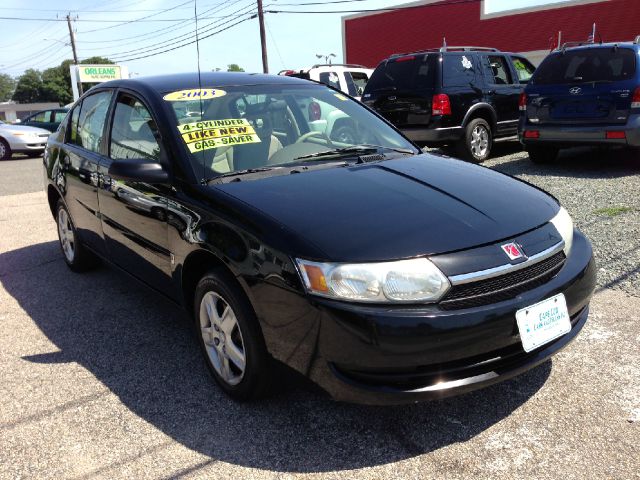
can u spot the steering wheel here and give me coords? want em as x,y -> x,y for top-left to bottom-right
295,130 -> 335,148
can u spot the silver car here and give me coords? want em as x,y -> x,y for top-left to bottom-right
0,121 -> 50,160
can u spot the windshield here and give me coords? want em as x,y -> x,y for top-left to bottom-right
532,47 -> 637,85
165,84 -> 417,181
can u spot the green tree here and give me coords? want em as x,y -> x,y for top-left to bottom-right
41,64 -> 72,105
227,64 -> 245,72
29,57 -> 116,105
12,69 -> 43,103
0,73 -> 16,102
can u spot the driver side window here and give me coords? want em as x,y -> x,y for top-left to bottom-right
109,95 -> 161,161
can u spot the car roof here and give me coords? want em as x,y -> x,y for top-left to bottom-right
558,42 -> 639,53
98,72 -> 313,94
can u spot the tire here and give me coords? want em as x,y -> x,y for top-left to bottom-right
457,118 -> 492,163
55,200 -> 100,272
0,138 -> 11,160
527,146 -> 559,164
194,268 -> 272,401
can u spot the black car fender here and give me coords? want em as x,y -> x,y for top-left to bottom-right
462,103 -> 497,132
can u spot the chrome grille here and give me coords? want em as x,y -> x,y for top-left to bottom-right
440,251 -> 566,310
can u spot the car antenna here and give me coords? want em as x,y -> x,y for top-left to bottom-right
194,0 -> 206,184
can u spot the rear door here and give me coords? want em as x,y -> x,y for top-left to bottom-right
363,54 -> 438,129
441,53 -> 483,126
97,91 -> 174,298
480,54 -> 521,134
527,47 -> 637,126
59,90 -> 114,256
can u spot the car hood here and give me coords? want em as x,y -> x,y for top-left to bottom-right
215,154 -> 559,262
0,124 -> 51,135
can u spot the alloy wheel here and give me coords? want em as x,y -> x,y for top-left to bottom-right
470,125 -> 489,159
57,209 -> 75,262
199,291 -> 246,386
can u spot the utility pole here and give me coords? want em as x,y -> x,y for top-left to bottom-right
66,14 -> 83,95
256,0 -> 268,73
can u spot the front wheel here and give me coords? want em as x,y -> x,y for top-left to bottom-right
457,118 -> 492,163
194,269 -> 272,401
527,146 -> 559,164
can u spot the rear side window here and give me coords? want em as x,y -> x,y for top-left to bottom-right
53,111 -> 67,123
319,71 -> 341,90
443,54 -> 478,87
532,48 -> 637,85
347,71 -> 370,96
365,55 -> 437,92
72,91 -> 113,153
33,111 -> 49,122
482,55 -> 514,85
511,56 -> 536,83
68,105 -> 81,144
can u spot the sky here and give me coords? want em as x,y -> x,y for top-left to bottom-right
0,0 -> 573,78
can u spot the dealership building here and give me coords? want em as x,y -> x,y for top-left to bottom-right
342,0 -> 640,67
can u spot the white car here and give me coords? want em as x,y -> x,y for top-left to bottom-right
0,121 -> 50,160
279,64 -> 373,100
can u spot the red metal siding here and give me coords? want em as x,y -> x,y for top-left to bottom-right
344,0 -> 640,67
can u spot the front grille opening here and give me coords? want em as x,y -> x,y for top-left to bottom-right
440,252 -> 566,310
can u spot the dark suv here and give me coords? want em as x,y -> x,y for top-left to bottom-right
362,47 -> 536,162
519,39 -> 640,163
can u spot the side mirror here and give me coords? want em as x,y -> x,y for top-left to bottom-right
108,158 -> 169,184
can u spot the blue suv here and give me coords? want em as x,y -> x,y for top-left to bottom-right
519,39 -> 640,163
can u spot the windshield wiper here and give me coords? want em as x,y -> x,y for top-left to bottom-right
293,144 -> 416,162
205,161 -> 350,184
205,166 -> 281,184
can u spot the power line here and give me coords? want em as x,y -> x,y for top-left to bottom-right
116,15 -> 254,62
76,0 -> 230,44
0,15 -> 235,22
0,20 -> 57,49
79,0 -> 195,34
266,0 -> 485,14
1,36 -> 69,71
102,1 -> 255,59
274,0 -> 369,4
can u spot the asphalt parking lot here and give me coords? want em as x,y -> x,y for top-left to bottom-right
1,148 -> 639,479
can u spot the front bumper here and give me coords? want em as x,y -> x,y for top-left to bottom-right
7,137 -> 48,152
518,114 -> 640,148
298,230 -> 595,405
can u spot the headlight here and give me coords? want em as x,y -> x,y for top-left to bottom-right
550,206 -> 574,256
295,257 -> 450,303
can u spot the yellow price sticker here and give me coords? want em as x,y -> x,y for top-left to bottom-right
163,88 -> 226,101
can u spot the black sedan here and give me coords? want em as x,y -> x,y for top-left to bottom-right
43,73 -> 596,405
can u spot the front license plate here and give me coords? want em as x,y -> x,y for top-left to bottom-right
516,293 -> 571,353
